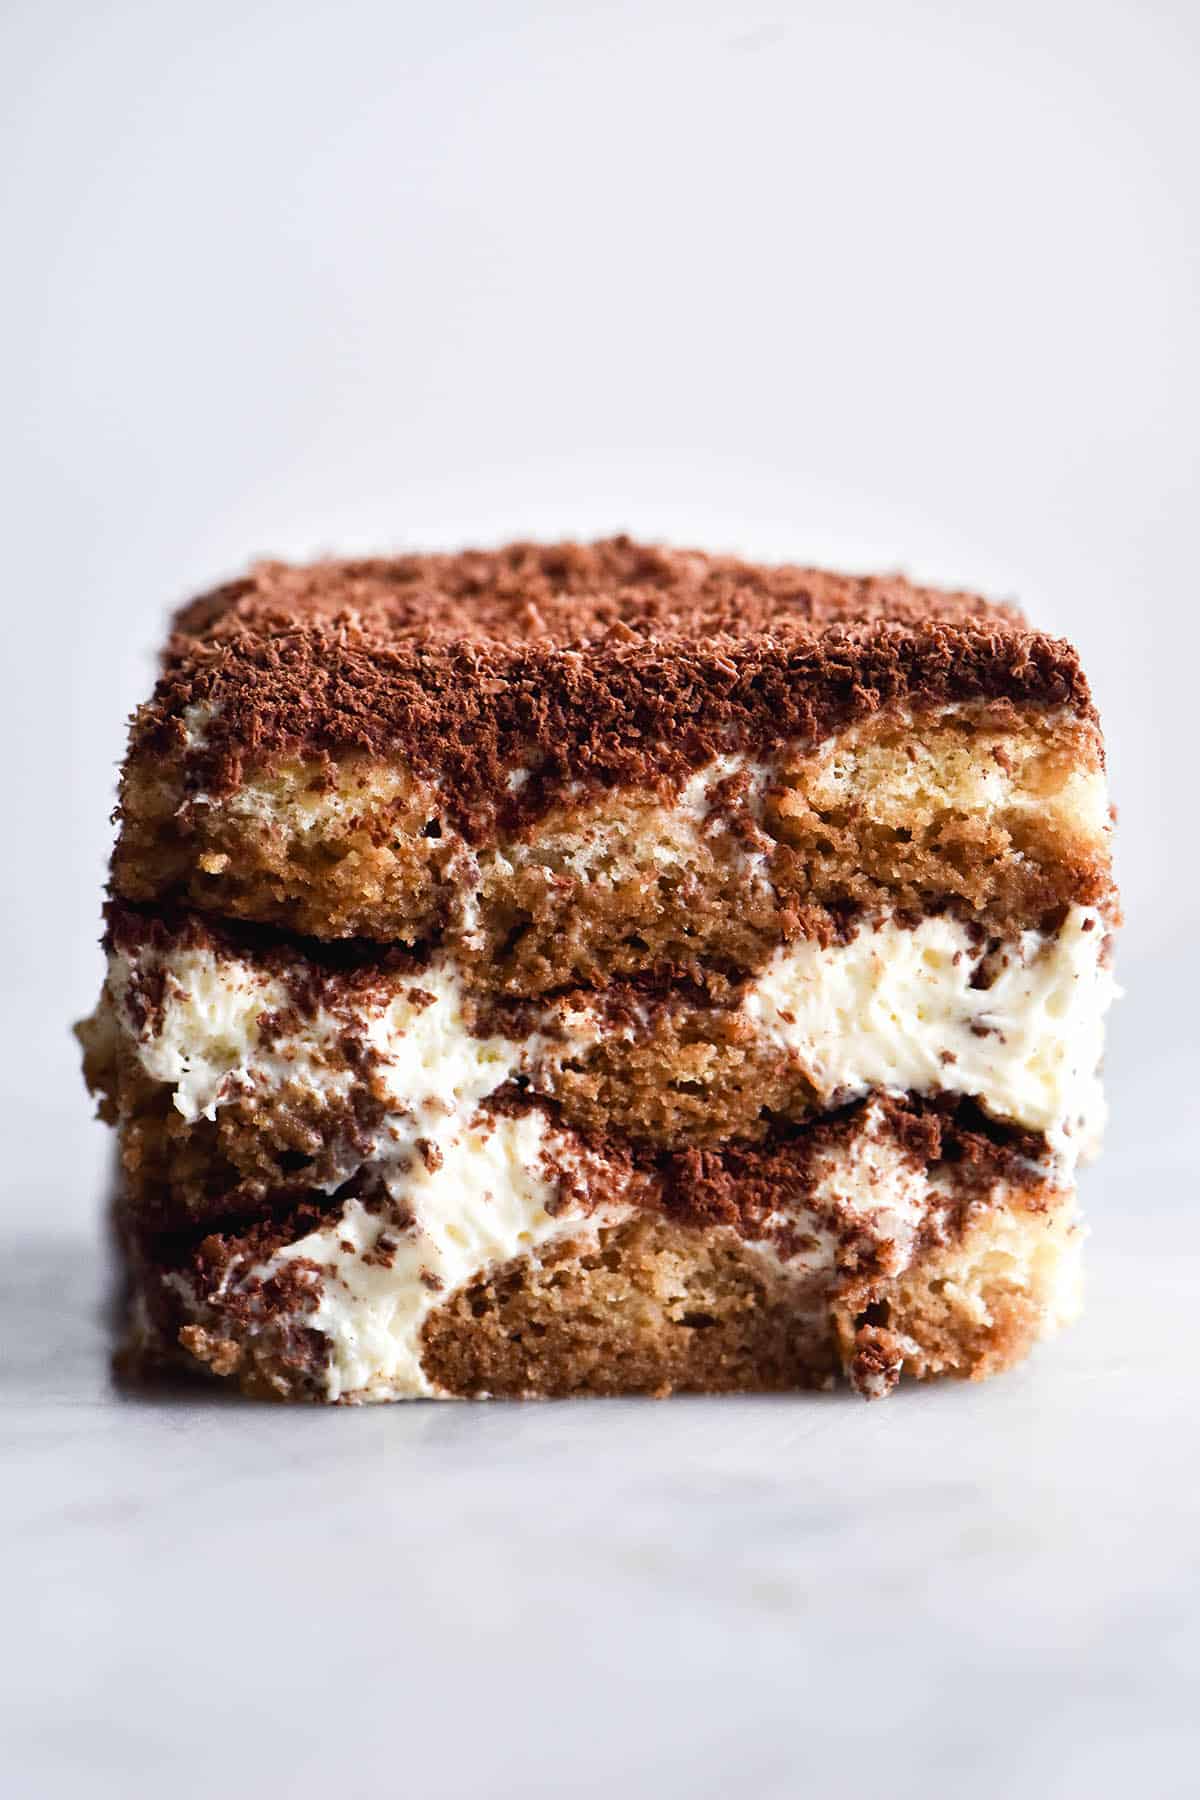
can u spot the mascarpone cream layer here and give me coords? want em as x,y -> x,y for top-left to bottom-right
103,904 -> 1116,1173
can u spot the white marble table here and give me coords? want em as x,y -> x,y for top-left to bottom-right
4,1145 -> 1195,1800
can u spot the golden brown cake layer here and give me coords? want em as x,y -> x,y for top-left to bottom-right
112,700 -> 1113,965
422,1202 -> 1080,1401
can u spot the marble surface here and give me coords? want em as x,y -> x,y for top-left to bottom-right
5,1101 -> 1196,1799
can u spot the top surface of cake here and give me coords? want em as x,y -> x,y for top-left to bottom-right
140,538 -> 1093,807
172,536 -> 1028,650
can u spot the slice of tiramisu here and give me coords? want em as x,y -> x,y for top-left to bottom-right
79,538 -> 1118,1401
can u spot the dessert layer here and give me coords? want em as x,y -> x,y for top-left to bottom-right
141,541 -> 1082,841
113,700 -> 1113,957
424,1202 -> 1081,1402
168,537 -> 1028,650
118,1095 -> 1080,1402
80,900 -> 1114,1230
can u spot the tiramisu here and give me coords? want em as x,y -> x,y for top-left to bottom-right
79,538 -> 1119,1400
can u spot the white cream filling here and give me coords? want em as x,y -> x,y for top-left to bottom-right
107,903 -> 1115,1172
744,905 -> 1116,1161
769,1109 -> 936,1275
106,949 -> 352,1122
260,1110 -> 631,1401
103,946 -> 585,1134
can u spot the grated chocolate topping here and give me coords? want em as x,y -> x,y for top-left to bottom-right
127,537 -> 1094,840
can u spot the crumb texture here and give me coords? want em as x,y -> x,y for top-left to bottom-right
422,1199 -> 1078,1399
833,1199 -> 1082,1392
113,703 -> 1113,952
420,1216 -> 838,1397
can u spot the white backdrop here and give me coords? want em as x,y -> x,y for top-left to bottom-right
4,0 -> 1197,1222
3,4 -> 1198,1795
